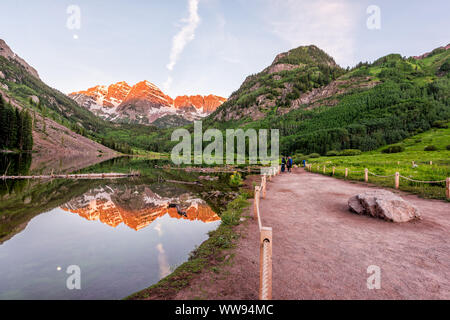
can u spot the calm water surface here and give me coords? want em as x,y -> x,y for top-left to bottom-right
0,157 -> 230,299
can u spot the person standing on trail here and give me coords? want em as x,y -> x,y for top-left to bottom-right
281,157 -> 286,173
287,156 -> 293,172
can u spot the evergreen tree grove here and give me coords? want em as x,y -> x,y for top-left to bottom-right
0,94 -> 34,151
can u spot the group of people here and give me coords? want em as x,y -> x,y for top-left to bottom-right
281,156 -> 293,173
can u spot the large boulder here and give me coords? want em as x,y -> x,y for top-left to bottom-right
348,190 -> 421,223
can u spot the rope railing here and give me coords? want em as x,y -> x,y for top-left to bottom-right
368,171 -> 397,178
260,235 -> 272,300
254,165 -> 278,300
398,175 -> 447,184
305,164 -> 449,199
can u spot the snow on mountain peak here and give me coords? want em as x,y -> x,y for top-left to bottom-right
69,80 -> 227,126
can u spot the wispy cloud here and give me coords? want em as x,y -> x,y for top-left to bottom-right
162,76 -> 173,92
167,0 -> 201,71
154,221 -> 163,237
265,0 -> 362,67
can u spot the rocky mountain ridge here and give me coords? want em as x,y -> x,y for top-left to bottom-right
70,81 -> 226,125
0,39 -> 40,79
61,185 -> 220,231
211,45 -> 346,122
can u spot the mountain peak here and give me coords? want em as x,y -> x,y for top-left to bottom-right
272,45 -> 338,67
413,43 -> 450,60
69,81 -> 227,126
261,45 -> 339,76
0,39 -> 40,79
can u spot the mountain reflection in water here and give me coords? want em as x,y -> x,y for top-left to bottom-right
60,184 -> 221,231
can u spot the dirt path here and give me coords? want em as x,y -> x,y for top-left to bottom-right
175,168 -> 450,300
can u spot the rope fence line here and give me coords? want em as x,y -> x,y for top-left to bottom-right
399,175 -> 447,184
254,166 -> 279,300
305,164 -> 449,199
368,171 -> 397,178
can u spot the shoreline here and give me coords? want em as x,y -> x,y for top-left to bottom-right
126,174 -> 260,300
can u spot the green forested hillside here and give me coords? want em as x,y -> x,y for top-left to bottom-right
201,45 -> 450,157
0,55 -> 159,154
2,43 -> 449,157
211,45 -> 345,121
304,123 -> 450,199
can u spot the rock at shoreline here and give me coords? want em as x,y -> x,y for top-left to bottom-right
348,190 -> 421,223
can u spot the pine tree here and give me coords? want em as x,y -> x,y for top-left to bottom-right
15,108 -> 24,150
6,105 -> 17,148
22,110 -> 33,151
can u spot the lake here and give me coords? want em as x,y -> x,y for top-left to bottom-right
0,156 -> 235,299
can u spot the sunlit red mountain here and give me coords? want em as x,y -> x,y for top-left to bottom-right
69,81 -> 226,126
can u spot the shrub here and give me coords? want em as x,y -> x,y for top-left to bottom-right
382,145 -> 405,154
308,153 -> 321,159
424,145 -> 438,151
338,149 -> 362,156
446,145 -> 450,150
326,150 -> 339,157
221,195 -> 248,226
432,120 -> 449,129
292,154 -> 305,165
229,172 -> 243,187
439,60 -> 450,72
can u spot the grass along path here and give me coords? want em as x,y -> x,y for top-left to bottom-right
306,125 -> 450,200
126,184 -> 255,300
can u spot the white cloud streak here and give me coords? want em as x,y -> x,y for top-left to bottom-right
163,76 -> 173,92
266,0 -> 361,67
156,243 -> 171,279
167,0 -> 201,71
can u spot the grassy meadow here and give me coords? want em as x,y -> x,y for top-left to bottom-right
304,124 -> 450,200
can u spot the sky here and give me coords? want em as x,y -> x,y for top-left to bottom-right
0,0 -> 449,98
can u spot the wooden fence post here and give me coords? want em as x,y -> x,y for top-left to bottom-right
395,172 -> 400,189
262,175 -> 267,199
259,227 -> 273,300
332,167 -> 336,176
365,168 -> 369,183
446,178 -> 450,199
345,168 -> 348,179
323,166 -> 326,174
254,186 -> 261,219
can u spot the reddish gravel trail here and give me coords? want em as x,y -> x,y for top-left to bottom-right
174,168 -> 449,300
260,169 -> 450,300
